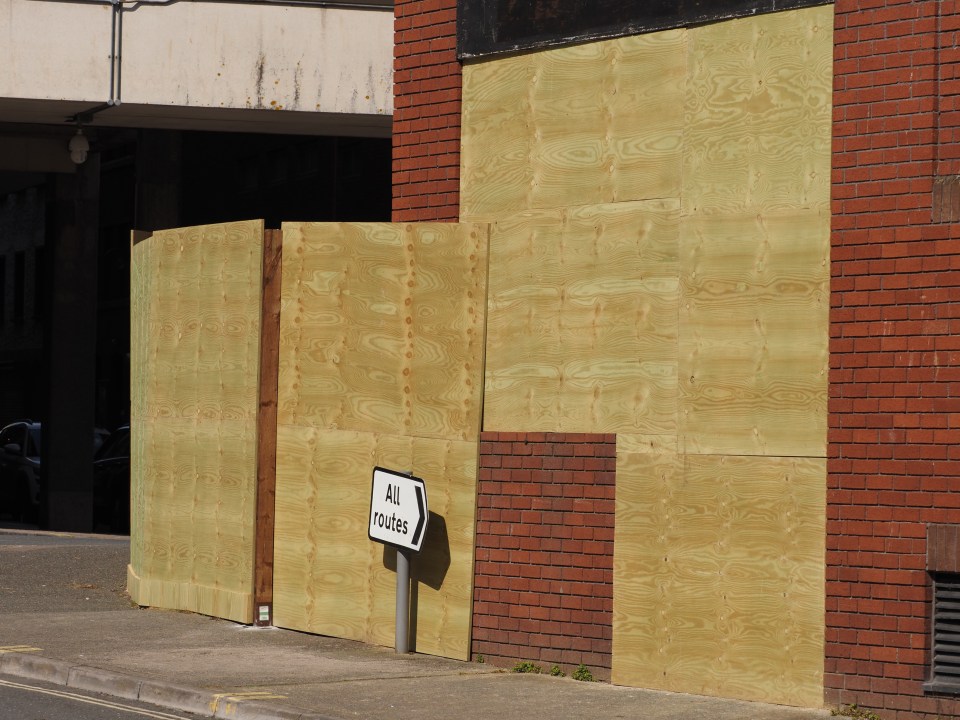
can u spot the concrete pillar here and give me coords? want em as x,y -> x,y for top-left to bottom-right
42,155 -> 99,532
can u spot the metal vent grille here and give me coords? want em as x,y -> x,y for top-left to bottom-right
927,574 -> 960,694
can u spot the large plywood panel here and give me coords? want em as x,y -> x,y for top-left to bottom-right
613,449 -> 825,706
278,222 -> 488,442
272,426 -> 477,660
460,30 -> 686,219
274,222 -> 486,660
128,221 -> 263,624
483,201 -> 679,437
679,210 -> 829,456
682,6 -> 833,216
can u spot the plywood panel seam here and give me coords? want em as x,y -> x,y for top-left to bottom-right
680,452 -> 828,460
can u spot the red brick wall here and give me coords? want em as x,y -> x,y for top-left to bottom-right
829,0 -> 960,717
392,0 -> 461,222
936,3 -> 960,179
472,432 -> 616,678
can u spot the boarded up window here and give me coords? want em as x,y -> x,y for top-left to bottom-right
459,0 -> 832,59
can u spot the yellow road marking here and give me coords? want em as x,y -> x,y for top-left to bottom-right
0,645 -> 41,654
0,678 -> 189,719
209,689 -> 288,713
212,690 -> 288,701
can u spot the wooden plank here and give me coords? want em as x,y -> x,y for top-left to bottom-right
254,229 -> 282,622
613,449 -> 825,706
460,29 -> 686,219
678,210 -> 829,457
272,426 -> 477,660
681,6 -> 833,216
483,201 -> 679,435
128,221 -> 264,623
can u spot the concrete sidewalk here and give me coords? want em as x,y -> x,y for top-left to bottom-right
0,528 -> 831,720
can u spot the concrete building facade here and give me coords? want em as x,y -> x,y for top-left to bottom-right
0,0 -> 395,530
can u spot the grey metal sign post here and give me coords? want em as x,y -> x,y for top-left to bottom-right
368,467 -> 428,654
395,549 -> 411,654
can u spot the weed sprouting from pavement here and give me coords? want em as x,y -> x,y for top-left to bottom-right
571,664 -> 594,682
512,661 -> 542,674
831,704 -> 882,720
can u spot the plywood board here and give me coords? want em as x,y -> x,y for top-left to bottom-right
613,450 -> 825,707
273,222 -> 487,661
681,6 -> 833,216
272,426 -> 477,660
679,210 -> 829,457
135,417 -> 257,621
483,201 -> 679,436
128,221 -> 264,624
460,29 -> 686,219
278,222 -> 488,442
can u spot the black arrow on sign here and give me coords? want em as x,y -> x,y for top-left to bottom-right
412,485 -> 426,547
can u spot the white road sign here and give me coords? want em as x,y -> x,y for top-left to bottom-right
368,467 -> 429,553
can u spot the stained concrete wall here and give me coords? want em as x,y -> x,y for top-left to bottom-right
0,0 -> 392,134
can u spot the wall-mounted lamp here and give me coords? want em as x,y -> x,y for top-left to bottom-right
69,128 -> 90,165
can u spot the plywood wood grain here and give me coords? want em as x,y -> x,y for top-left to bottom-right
483,201 -> 679,436
145,224 -> 263,422
679,211 -> 829,456
682,6 -> 833,216
128,221 -> 264,623
273,222 -> 487,661
613,450 -> 825,706
272,426 -> 477,660
135,417 -> 257,621
278,222 -> 488,442
460,30 -> 686,219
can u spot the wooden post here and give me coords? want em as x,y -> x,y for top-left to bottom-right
254,228 -> 282,626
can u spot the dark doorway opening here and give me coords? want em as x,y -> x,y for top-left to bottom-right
0,126 -> 392,531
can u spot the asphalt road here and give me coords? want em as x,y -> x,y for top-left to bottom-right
0,530 -> 129,614
0,676 -> 197,720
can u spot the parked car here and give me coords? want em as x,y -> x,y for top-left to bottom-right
0,419 -> 42,522
93,425 -> 130,534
